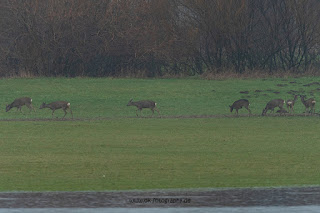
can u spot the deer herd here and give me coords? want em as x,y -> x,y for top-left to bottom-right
4,94 -> 317,119
230,95 -> 316,116
4,97 -> 160,119
5,97 -> 73,119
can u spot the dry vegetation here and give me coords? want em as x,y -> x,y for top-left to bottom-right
0,0 -> 320,78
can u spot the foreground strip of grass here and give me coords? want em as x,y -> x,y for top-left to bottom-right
1,117 -> 320,191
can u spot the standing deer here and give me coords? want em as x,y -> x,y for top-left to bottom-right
127,99 -> 160,117
229,99 -> 251,115
6,97 -> 35,112
300,95 -> 316,115
286,95 -> 298,113
262,99 -> 285,116
39,101 -> 73,119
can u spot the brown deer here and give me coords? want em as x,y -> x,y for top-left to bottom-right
229,99 -> 251,115
127,99 -> 160,117
39,101 -> 73,119
6,97 -> 35,112
300,95 -> 316,115
262,99 -> 285,116
286,95 -> 298,113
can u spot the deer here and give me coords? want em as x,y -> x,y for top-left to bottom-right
262,99 -> 285,116
127,99 -> 160,117
39,101 -> 73,119
286,95 -> 298,113
300,95 -> 316,115
6,97 -> 35,112
229,99 -> 251,115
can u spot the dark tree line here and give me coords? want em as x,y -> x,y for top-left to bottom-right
0,0 -> 320,77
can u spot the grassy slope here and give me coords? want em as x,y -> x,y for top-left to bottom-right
0,77 -> 320,191
0,77 -> 319,118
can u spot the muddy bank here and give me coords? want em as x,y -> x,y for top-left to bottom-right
1,187 -> 320,208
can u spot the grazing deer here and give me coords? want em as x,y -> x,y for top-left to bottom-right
229,99 -> 251,115
262,99 -> 285,116
6,97 -> 35,112
127,99 -> 160,117
286,95 -> 298,113
300,95 -> 316,115
39,101 -> 73,119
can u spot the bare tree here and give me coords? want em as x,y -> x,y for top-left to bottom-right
1,0 -> 320,77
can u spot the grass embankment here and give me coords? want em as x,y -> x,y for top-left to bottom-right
0,77 -> 319,118
0,77 -> 320,191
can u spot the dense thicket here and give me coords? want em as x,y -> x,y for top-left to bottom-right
0,0 -> 320,77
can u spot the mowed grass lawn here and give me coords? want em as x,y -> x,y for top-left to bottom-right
1,77 -> 320,191
1,118 -> 320,191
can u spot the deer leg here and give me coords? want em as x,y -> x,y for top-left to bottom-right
27,104 -> 32,112
154,107 -> 160,116
288,105 -> 293,113
17,106 -> 22,112
69,109 -> 73,119
62,109 -> 67,118
27,103 -> 35,112
246,106 -> 251,115
52,110 -> 55,118
30,104 -> 35,112
313,105 -> 315,114
136,109 -> 139,117
236,109 -> 239,115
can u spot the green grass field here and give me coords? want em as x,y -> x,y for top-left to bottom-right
0,77 -> 320,191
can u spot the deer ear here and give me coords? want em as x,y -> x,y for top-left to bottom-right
129,99 -> 133,101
